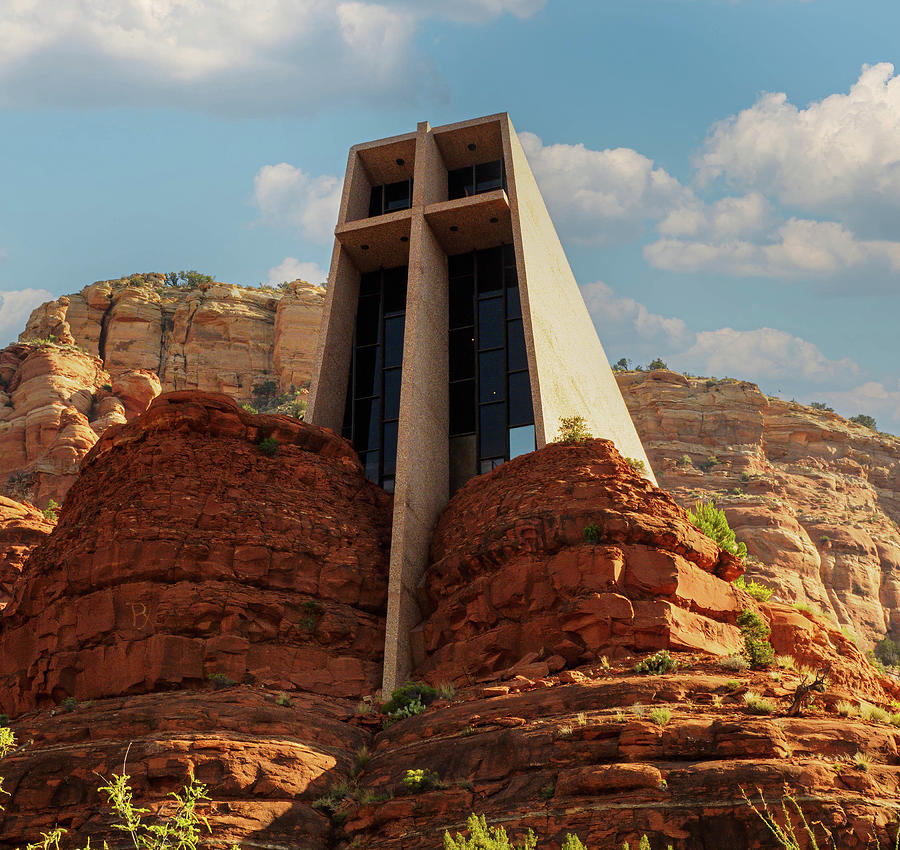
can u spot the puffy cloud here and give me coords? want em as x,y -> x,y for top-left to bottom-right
519,132 -> 694,243
827,381 -> 900,434
0,289 -> 54,347
0,0 -> 544,112
698,63 -> 900,228
645,217 -> 900,280
253,163 -> 342,244
267,257 -> 327,285
658,192 -> 772,239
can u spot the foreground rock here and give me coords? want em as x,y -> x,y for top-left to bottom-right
618,370 -> 900,649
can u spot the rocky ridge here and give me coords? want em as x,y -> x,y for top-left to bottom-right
617,370 -> 900,649
2,396 -> 900,849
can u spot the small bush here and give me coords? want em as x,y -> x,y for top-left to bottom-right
850,413 -> 877,430
403,768 -> 442,793
438,682 -> 456,701
689,500 -> 747,560
647,357 -> 668,370
859,701 -> 891,724
733,575 -> 773,602
42,499 -> 60,522
836,700 -> 857,717
275,692 -> 292,707
556,724 -> 573,738
352,745 -> 370,778
774,654 -> 796,670
678,454 -> 693,468
743,691 -> 776,715
719,654 -> 750,672
625,456 -> 646,474
810,401 -> 834,412
725,679 -> 741,690
240,402 -> 259,414
207,672 -> 234,689
61,696 -> 78,712
737,609 -> 775,669
648,707 -> 671,727
583,522 -> 602,543
258,436 -> 279,457
555,415 -> 592,444
382,682 -> 437,715
850,751 -> 871,772
633,650 -> 677,675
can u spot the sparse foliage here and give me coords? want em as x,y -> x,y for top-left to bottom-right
733,575 -> 773,602
42,499 -> 60,522
633,650 -> 677,675
583,522 -> 602,543
647,358 -> 668,371
737,609 -> 775,669
850,414 -> 877,430
555,416 -> 592,444
689,500 -> 747,560
257,436 -> 279,457
809,401 -> 834,412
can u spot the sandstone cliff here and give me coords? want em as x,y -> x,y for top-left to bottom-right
2,397 -> 899,849
1,275 -> 324,508
617,370 -> 900,650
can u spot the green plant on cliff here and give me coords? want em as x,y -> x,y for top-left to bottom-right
733,575 -> 774,602
382,682 -> 436,715
737,609 -> 775,669
0,726 -> 14,809
257,436 -> 279,457
555,416 -> 592,444
42,499 -> 60,522
583,522 -> 602,544
688,500 -> 747,561
633,650 -> 677,675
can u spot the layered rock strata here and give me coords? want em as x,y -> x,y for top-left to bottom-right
617,370 -> 900,647
0,497 -> 52,609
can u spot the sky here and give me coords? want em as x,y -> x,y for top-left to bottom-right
1,0 -> 899,433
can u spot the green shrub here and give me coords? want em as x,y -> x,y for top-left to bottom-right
207,672 -> 234,689
42,499 -> 60,522
165,270 -> 214,290
633,650 -> 677,675
810,401 -> 834,412
301,599 -> 323,631
555,415 -> 592,444
874,635 -> 900,668
719,654 -> 750,672
647,358 -> 668,370
743,691 -> 776,715
240,402 -> 259,414
737,609 -> 775,669
403,768 -> 442,793
382,682 -> 437,715
625,457 -> 646,474
859,701 -> 891,724
689,500 -> 747,560
648,707 -> 671,727
438,682 -> 457,701
850,413 -> 877,430
733,575 -> 773,602
583,522 -> 602,543
275,692 -> 292,707
61,696 -> 78,712
258,436 -> 279,457
678,454 -> 693,468
612,357 -> 631,372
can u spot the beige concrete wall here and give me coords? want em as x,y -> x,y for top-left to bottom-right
502,116 -> 656,483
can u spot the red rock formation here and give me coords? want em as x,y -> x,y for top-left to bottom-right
0,391 -> 392,716
415,440 -> 745,684
0,497 -> 52,609
618,370 -> 900,648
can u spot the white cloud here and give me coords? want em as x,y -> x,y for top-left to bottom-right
267,257 -> 327,285
0,289 -> 55,347
827,381 -> 900,433
253,163 -> 342,244
658,192 -> 772,239
0,0 -> 545,111
519,132 -> 694,243
645,217 -> 900,280
698,63 -> 900,228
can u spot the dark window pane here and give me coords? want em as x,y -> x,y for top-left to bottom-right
368,186 -> 383,217
360,271 -> 380,296
509,424 -> 535,459
509,370 -> 533,426
507,319 -> 527,371
448,253 -> 473,279
384,179 -> 411,212
449,275 -> 474,328
384,315 -> 405,368
360,451 -> 379,483
355,294 -> 380,345
506,277 -> 521,319
382,420 -> 399,475
479,349 -> 505,404
450,435 -> 477,494
449,328 -> 476,381
383,368 -> 402,419
448,166 -> 474,200
354,398 -> 380,451
383,266 -> 407,314
475,160 -> 503,193
381,476 -> 395,494
342,369 -> 353,431
480,457 -> 505,474
476,248 -> 502,295
354,346 -> 381,397
449,380 -> 476,435
478,298 -> 504,350
479,403 -> 506,458
503,243 -> 516,267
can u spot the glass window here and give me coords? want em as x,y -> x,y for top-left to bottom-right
361,451 -> 380,483
382,267 -> 407,314
382,420 -> 399,475
360,271 -> 380,296
476,249 -> 502,295
449,276 -> 474,328
448,166 -> 474,200
449,328 -> 476,381
368,186 -> 384,217
449,381 -> 476,435
503,243 -> 516,267
509,424 -> 535,459
354,346 -> 381,398
448,253 -> 473,279
479,457 -> 505,474
384,179 -> 412,212
381,476 -> 395,494
450,435 -> 477,495
508,371 -> 533,427
384,315 -> 405,368
507,319 -> 527,372
383,367 -> 401,419
475,160 -> 503,193
355,295 -> 380,346
354,398 -> 380,451
506,277 -> 521,319
478,298 -> 504,350
479,403 -> 506,458
479,349 -> 505,404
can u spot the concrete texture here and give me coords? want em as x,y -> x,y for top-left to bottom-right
308,113 -> 656,691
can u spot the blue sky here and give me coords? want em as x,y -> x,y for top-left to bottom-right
1,0 -> 899,432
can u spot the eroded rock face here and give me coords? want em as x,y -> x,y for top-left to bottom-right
618,370 -> 900,647
0,497 -> 52,609
415,439 -> 745,684
0,391 -> 392,716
